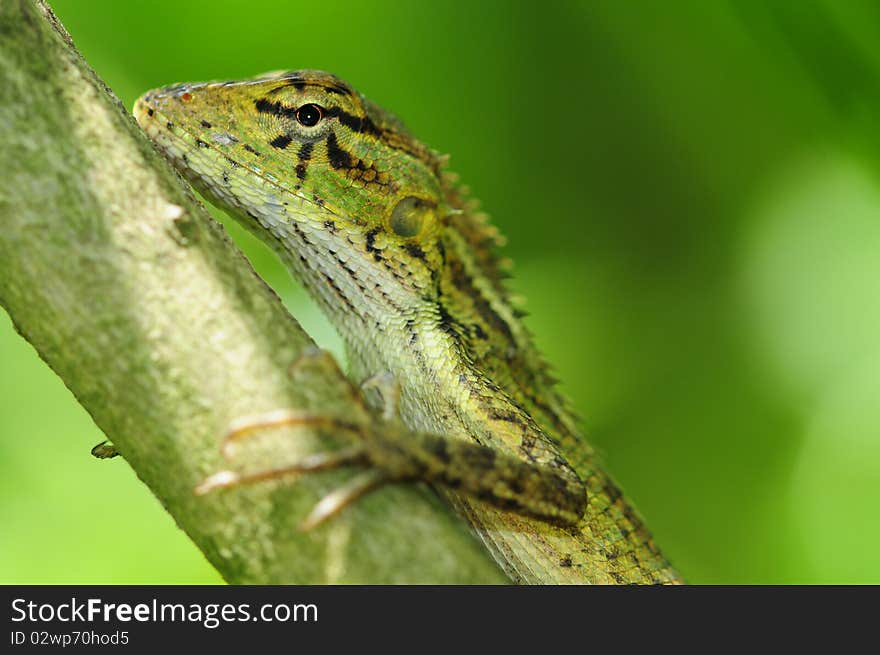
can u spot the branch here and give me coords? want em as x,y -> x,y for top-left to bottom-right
0,0 -> 505,584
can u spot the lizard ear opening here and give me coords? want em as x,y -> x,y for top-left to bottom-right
389,196 -> 435,238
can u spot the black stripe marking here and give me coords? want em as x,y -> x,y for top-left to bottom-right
324,107 -> 381,136
471,323 -> 488,340
364,227 -> 382,261
324,83 -> 351,96
490,410 -> 523,424
447,256 -> 516,343
404,243 -> 426,260
269,77 -> 306,95
298,141 -> 314,161
519,388 -> 571,444
269,73 -> 353,97
200,119 -> 212,128
437,302 -> 460,336
425,436 -> 449,461
255,98 -> 295,119
270,134 -> 292,149
325,131 -> 353,169
294,142 -> 313,180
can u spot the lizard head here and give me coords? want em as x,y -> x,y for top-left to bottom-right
135,70 -> 452,306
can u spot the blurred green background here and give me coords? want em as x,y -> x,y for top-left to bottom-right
2,0 -> 879,583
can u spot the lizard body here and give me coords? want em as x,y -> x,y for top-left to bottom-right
135,70 -> 681,584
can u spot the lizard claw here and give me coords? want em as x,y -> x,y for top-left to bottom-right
195,444 -> 370,496
194,469 -> 241,494
220,409 -> 362,459
298,470 -> 389,531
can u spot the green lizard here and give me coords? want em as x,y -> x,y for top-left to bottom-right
134,70 -> 681,584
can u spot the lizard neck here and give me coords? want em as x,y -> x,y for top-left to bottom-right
224,167 -> 585,473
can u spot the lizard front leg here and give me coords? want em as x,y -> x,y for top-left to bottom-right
196,408 -> 587,530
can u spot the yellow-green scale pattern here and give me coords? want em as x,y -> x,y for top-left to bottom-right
135,70 -> 682,584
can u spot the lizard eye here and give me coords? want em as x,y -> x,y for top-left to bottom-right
295,104 -> 324,127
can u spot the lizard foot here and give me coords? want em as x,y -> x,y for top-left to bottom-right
195,410 -> 386,530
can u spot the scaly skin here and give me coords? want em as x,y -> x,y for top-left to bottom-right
134,70 -> 681,584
